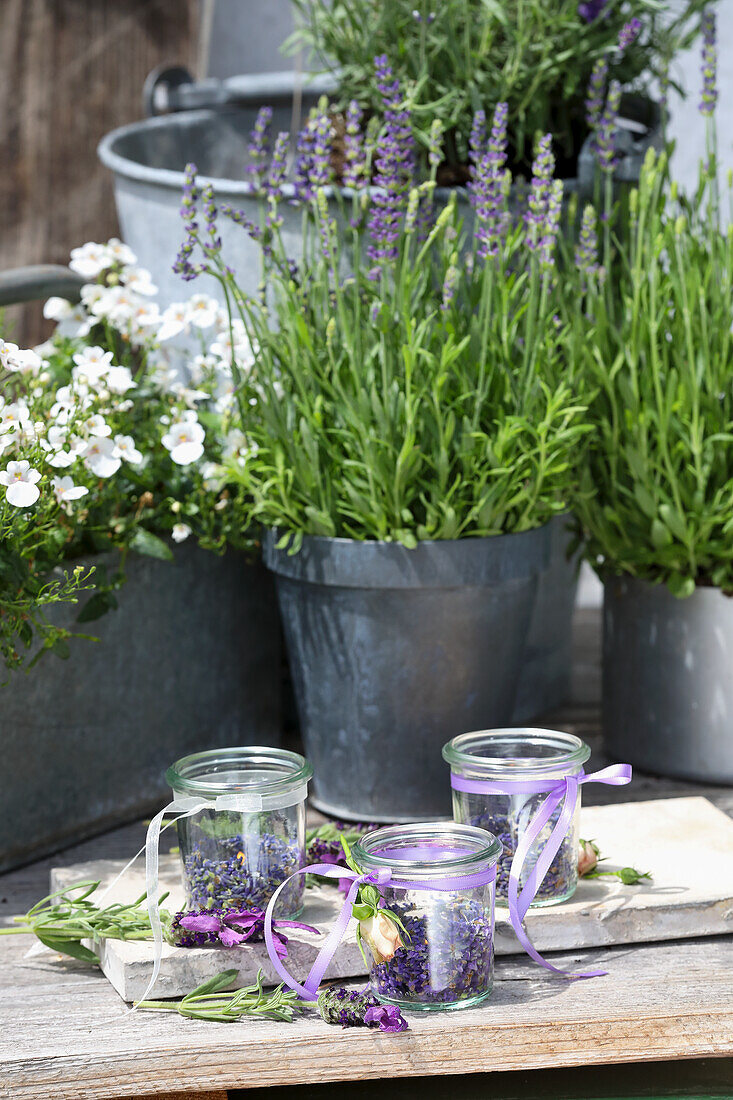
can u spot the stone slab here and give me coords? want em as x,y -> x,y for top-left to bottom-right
50,796 -> 733,1002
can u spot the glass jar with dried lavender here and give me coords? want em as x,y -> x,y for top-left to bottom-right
443,729 -> 591,907
167,747 -> 312,919
351,823 -> 501,1012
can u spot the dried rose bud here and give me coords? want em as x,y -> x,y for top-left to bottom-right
359,911 -> 402,964
578,839 -> 599,877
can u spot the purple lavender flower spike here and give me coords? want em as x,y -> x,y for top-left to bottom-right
173,162 -> 207,280
700,8 -> 717,117
309,108 -> 333,188
441,262 -> 458,311
317,986 -> 409,1032
248,106 -> 273,185
469,109 -> 487,167
539,179 -> 563,273
343,100 -> 367,189
266,131 -> 289,201
575,203 -> 600,284
525,133 -> 555,251
364,1004 -> 410,1033
469,102 -> 508,259
578,0 -> 607,22
428,118 -> 443,173
367,55 -> 414,270
169,905 -> 318,956
595,79 -> 621,173
585,58 -> 609,131
618,17 -> 642,56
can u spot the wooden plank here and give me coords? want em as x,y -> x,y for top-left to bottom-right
0,0 -> 200,347
0,930 -> 730,1097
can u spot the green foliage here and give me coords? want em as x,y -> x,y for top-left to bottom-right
567,129 -> 733,594
204,180 -> 588,545
137,969 -> 303,1020
288,0 -> 704,172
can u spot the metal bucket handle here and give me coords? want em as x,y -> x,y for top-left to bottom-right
0,265 -> 84,308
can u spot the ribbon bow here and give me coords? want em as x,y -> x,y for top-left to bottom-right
451,763 -> 632,979
263,855 -> 499,1000
264,864 -> 392,1001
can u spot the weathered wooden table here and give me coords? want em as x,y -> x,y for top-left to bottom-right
1,610 -> 732,1100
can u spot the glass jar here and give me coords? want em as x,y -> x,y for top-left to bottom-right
352,822 -> 501,1012
443,729 -> 591,906
166,747 -> 313,918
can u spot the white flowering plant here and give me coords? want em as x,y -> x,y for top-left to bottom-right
0,239 -> 254,669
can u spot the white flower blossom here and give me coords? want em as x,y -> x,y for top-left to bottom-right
200,461 -> 224,491
114,434 -> 143,464
120,265 -> 157,296
223,429 -> 258,466
0,460 -> 41,507
47,450 -> 76,469
69,241 -> 112,279
6,347 -> 42,375
80,283 -> 106,309
52,476 -> 89,505
158,303 -> 190,342
0,402 -> 31,434
105,238 -> 136,267
162,416 -> 205,465
0,340 -> 19,370
171,522 -> 192,543
105,366 -> 137,394
43,298 -> 91,338
83,436 -> 121,478
82,414 -> 112,439
187,294 -> 219,329
72,346 -> 113,387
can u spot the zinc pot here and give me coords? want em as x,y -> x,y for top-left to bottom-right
0,542 -> 281,872
603,575 -> 733,784
512,513 -> 578,722
263,526 -> 551,822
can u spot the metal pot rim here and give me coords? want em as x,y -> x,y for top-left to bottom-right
263,524 -> 551,589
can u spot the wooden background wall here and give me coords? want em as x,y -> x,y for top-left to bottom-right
0,0 -> 200,345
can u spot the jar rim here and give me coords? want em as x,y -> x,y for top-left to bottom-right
353,822 -> 501,879
442,728 -> 591,775
166,746 -> 313,797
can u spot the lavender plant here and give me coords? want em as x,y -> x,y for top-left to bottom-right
287,0 -> 705,175
177,70 -> 588,548
568,14 -> 733,596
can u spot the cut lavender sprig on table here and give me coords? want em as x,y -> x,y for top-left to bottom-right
168,906 -> 319,956
317,986 -> 409,1032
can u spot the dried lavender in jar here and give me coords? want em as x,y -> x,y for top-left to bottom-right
370,896 -> 494,1008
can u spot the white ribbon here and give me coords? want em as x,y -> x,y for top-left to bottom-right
134,784 -> 308,1007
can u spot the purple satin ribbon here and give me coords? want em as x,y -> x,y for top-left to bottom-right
451,763 -> 632,979
264,858 -> 497,1001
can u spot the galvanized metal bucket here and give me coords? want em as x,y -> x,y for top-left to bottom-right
263,526 -> 551,821
0,543 -> 281,872
512,513 -> 579,722
603,575 -> 733,784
